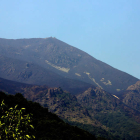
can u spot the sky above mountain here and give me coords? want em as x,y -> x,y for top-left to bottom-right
0,0 -> 140,79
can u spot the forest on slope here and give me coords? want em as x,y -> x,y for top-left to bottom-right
1,77 -> 140,139
0,91 -> 108,140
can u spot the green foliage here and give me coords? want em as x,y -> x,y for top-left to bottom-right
64,120 -> 113,140
94,111 -> 140,140
0,100 -> 35,140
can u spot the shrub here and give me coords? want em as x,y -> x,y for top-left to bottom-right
0,100 -> 35,140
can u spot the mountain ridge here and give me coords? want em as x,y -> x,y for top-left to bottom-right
0,37 -> 139,94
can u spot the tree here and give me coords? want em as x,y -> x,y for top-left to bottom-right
0,100 -> 35,140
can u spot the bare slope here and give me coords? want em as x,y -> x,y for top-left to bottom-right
0,37 -> 139,94
0,55 -> 94,95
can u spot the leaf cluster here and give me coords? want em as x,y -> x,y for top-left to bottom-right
0,100 -> 35,140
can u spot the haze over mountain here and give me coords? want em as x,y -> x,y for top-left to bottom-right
1,1 -> 140,79
1,1 -> 140,140
0,37 -> 139,95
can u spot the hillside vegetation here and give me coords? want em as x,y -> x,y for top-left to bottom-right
0,91 -> 99,140
1,77 -> 140,139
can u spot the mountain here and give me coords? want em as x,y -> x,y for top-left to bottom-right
119,81 -> 140,112
0,37 -> 140,139
0,37 -> 139,94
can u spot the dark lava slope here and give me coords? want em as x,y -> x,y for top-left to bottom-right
0,37 -> 138,94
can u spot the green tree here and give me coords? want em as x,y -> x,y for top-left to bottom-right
0,100 -> 35,140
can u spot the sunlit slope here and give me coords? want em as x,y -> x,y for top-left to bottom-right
119,81 -> 140,112
76,87 -> 140,139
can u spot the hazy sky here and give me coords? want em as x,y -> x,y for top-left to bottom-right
0,0 -> 140,79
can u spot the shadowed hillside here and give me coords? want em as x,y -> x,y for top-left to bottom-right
0,91 -> 98,140
0,77 -> 140,139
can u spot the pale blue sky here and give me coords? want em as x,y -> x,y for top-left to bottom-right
0,0 -> 140,79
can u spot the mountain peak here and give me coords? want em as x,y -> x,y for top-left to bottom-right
0,38 -> 139,94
